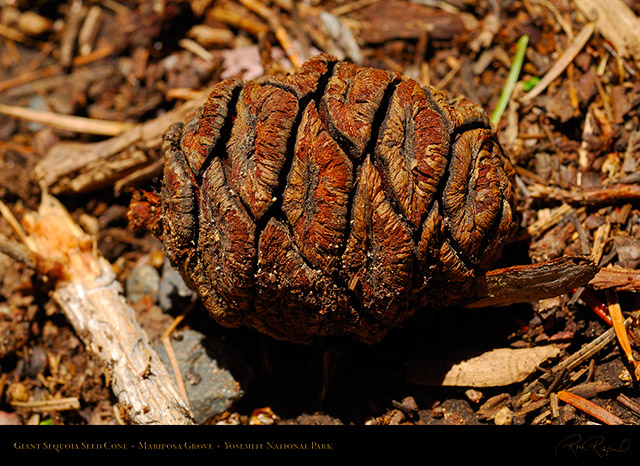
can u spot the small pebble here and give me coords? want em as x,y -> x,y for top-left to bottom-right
158,258 -> 195,311
155,329 -> 244,424
465,389 -> 483,404
125,264 -> 160,303
494,406 -> 514,425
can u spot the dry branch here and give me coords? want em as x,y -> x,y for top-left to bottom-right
0,193 -> 193,425
34,92 -> 207,194
573,0 -> 640,64
466,256 -> 598,308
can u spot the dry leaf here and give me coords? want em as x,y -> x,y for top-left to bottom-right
440,346 -> 561,387
408,345 -> 561,388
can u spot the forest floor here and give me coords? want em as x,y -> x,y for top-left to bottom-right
2,1 -> 640,450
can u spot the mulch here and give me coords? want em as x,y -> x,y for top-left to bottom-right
2,0 -> 640,439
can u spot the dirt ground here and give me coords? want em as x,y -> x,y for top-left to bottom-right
2,0 -> 640,445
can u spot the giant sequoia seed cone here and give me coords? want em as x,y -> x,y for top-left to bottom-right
157,54 -> 518,343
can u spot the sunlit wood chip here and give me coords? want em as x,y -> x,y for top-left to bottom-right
440,346 -> 561,387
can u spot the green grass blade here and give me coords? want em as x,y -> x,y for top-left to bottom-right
490,34 -> 529,126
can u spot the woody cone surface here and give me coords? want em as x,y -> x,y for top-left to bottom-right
158,55 -> 518,343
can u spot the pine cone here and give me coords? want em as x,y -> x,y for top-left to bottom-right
157,54 -> 518,343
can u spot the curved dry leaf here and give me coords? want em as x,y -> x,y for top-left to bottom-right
440,346 -> 561,387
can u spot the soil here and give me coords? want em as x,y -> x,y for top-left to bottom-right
2,0 -> 640,440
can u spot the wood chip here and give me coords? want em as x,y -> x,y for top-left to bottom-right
477,393 -> 510,420
467,256 -> 597,308
439,346 -> 561,387
590,266 -> 640,291
573,0 -> 640,64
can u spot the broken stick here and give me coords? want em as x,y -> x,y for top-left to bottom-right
34,92 -> 207,195
0,193 -> 193,425
466,255 -> 598,308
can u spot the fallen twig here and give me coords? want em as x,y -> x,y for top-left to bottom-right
521,22 -> 595,104
238,0 -> 303,68
527,183 -> 640,205
466,256 -> 598,308
519,317 -> 631,402
0,102 -> 134,136
11,397 -> 80,412
557,390 -> 625,425
34,91 -> 207,194
617,393 -> 640,418
0,194 -> 193,425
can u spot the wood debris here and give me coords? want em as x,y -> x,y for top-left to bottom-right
0,193 -> 193,424
573,0 -> 640,63
2,0 -> 640,430
438,346 -> 561,388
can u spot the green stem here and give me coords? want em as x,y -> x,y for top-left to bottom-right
490,34 -> 529,126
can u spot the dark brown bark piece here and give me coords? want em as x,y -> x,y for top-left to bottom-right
589,266 -> 640,292
152,54 -> 521,343
359,1 -> 468,43
467,256 -> 598,308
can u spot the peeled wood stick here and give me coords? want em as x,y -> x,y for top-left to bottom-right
0,194 -> 193,425
521,22 -> 595,104
466,256 -> 598,308
11,397 -> 80,412
0,102 -> 135,136
573,0 -> 640,64
35,91 -> 207,194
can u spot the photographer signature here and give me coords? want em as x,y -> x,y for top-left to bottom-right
556,434 -> 630,458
